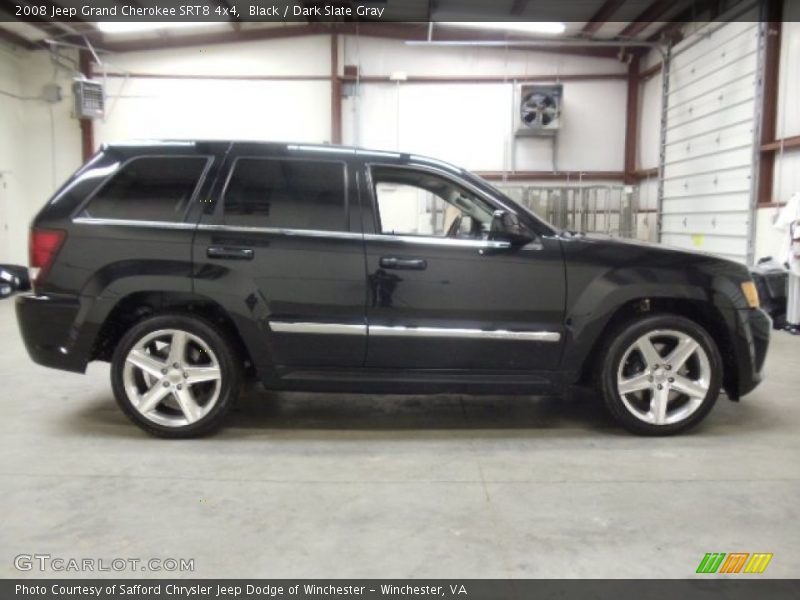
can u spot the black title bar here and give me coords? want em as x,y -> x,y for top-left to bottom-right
0,0 -> 774,24
4,579 -> 800,600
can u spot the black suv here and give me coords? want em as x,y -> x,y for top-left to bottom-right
16,141 -> 770,437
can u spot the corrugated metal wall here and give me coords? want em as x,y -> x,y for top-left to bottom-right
660,18 -> 764,264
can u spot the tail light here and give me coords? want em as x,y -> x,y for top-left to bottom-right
29,228 -> 66,287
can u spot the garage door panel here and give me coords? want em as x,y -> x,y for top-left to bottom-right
669,51 -> 756,101
661,211 -> 749,236
670,21 -> 758,69
667,75 -> 756,127
664,146 -> 752,179
665,121 -> 754,164
663,168 -> 751,199
661,233 -> 748,259
660,19 -> 761,264
661,194 -> 750,214
666,98 -> 755,138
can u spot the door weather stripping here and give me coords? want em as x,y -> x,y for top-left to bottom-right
269,321 -> 560,342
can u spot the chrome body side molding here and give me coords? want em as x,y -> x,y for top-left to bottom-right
268,321 -> 560,342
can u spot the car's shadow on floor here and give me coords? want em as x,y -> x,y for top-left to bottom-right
64,384 -> 627,439
65,384 -> 777,440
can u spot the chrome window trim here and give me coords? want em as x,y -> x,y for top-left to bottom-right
196,223 -> 363,240
369,325 -> 561,342
268,321 -> 560,342
72,217 -> 197,230
364,161 -> 528,236
269,322 -> 367,335
71,219 -> 515,249
362,233 -> 511,249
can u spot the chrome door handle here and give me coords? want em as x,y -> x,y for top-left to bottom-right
379,256 -> 427,270
207,246 -> 254,260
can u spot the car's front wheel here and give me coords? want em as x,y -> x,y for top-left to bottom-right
111,314 -> 240,438
599,314 -> 723,435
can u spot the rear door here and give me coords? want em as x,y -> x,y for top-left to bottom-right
192,144 -> 367,369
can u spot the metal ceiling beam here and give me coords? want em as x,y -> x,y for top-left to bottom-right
582,0 -> 628,35
618,0 -> 679,39
96,22 -> 632,59
646,0 -> 721,43
0,26 -> 39,50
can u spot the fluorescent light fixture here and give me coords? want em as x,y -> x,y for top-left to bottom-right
440,22 -> 566,35
97,22 -> 220,34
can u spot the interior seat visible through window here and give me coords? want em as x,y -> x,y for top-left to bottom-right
370,166 -> 494,240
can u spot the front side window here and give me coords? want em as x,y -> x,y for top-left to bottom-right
223,158 -> 347,231
371,166 -> 494,239
80,156 -> 208,221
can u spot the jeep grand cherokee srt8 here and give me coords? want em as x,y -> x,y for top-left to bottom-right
16,141 -> 770,437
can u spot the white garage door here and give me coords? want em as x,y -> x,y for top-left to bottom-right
660,19 -> 764,264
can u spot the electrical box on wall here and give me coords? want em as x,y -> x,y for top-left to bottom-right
72,78 -> 105,120
516,84 -> 562,137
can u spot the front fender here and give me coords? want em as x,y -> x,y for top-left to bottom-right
558,236 -> 745,374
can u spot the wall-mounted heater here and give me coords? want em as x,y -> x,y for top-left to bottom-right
72,78 -> 105,119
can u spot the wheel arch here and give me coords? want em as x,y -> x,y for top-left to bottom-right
576,297 -> 738,397
90,291 -> 257,377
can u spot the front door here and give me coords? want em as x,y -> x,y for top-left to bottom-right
361,164 -> 565,371
192,145 -> 366,369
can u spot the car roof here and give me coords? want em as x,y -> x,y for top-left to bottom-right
101,140 -> 465,174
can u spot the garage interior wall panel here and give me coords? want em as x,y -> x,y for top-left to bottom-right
342,37 -> 627,173
97,78 -> 332,143
660,19 -> 762,264
0,48 -> 80,265
96,37 -> 332,144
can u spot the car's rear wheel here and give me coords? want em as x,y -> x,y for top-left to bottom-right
598,314 -> 722,435
111,314 -> 240,438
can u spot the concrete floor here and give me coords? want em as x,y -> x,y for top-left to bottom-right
0,298 -> 798,579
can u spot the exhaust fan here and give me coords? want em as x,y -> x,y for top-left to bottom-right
72,78 -> 105,119
517,84 -> 562,136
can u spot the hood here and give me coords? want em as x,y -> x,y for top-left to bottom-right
559,231 -> 752,282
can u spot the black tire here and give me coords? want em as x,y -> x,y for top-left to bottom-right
597,313 -> 723,436
111,314 -> 240,438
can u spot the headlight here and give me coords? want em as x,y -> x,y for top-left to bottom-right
740,281 -> 760,308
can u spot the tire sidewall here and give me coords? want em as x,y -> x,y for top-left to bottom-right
600,314 -> 723,436
111,314 -> 239,438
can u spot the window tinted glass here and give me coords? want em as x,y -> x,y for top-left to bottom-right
223,158 -> 346,231
371,167 -> 494,239
81,156 -> 207,221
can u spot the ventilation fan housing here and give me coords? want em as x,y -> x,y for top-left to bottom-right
516,84 -> 562,136
72,78 -> 105,120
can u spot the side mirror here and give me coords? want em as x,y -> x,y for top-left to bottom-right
489,210 -> 535,246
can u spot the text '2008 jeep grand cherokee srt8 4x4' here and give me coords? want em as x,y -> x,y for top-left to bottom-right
16,141 -> 770,438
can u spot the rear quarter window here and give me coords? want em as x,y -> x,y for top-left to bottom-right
79,156 -> 209,221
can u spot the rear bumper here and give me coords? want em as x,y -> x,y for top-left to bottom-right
727,307 -> 771,399
15,293 -> 91,373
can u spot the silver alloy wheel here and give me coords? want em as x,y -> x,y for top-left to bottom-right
616,329 -> 711,426
122,328 -> 222,428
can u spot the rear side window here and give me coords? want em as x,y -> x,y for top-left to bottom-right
80,156 -> 208,221
222,158 -> 346,231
